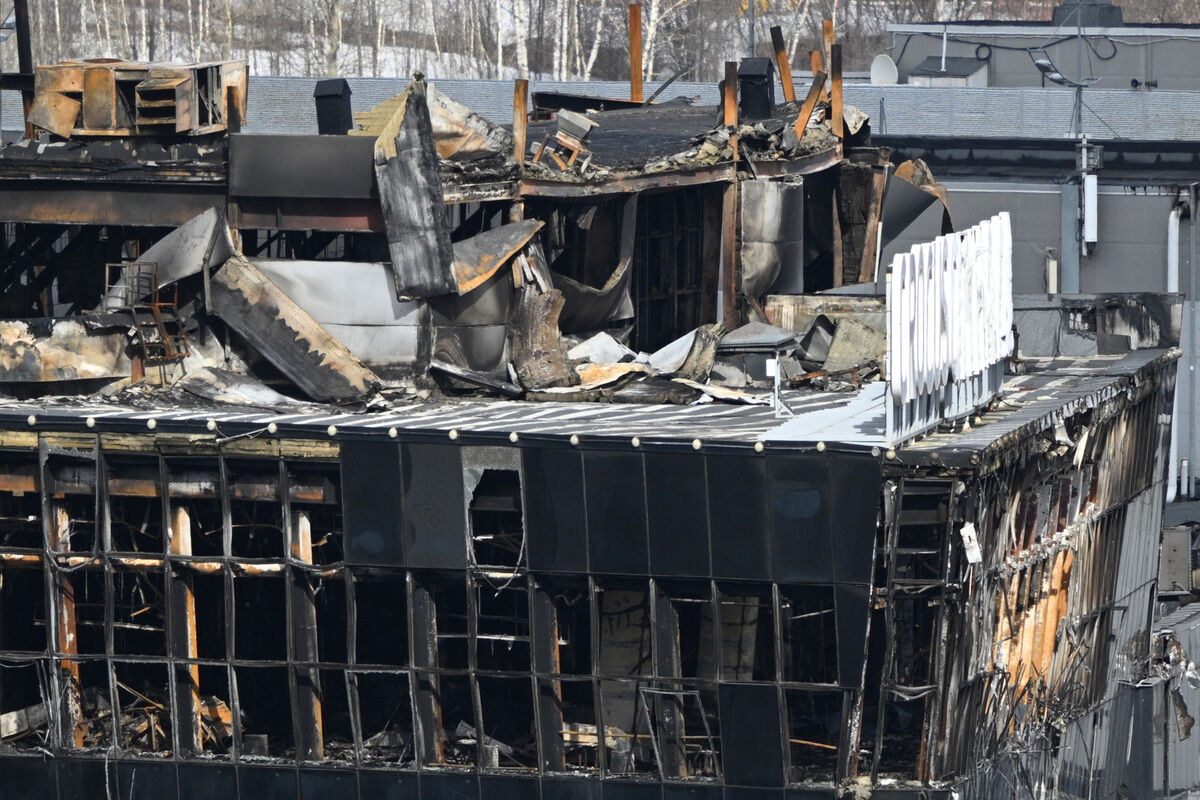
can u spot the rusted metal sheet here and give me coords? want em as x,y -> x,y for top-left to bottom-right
27,90 -> 81,138
0,185 -> 226,228
452,219 -> 543,294
209,255 -> 382,403
373,80 -> 456,298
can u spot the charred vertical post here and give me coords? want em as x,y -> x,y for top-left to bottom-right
218,456 -> 242,760
629,5 -> 644,103
821,19 -> 835,86
169,506 -> 204,754
722,61 -> 740,328
531,581 -> 565,771
770,26 -> 796,103
512,79 -> 528,171
46,503 -> 84,747
13,0 -> 33,138
830,44 -> 844,139
410,577 -> 443,764
810,51 -> 828,102
290,510 -> 324,761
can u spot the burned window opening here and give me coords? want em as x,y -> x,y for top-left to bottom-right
0,455 -> 42,549
632,187 -> 707,352
785,688 -> 842,782
351,670 -> 415,766
779,586 -> 838,686
474,580 -> 531,674
234,576 -> 287,662
468,468 -> 525,572
226,460 -> 286,559
715,586 -> 775,683
351,572 -> 408,668
233,664 -> 293,759
111,565 -> 167,658
475,675 -> 537,769
112,659 -> 172,756
639,686 -> 721,781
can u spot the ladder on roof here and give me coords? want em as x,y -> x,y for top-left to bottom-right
106,262 -> 192,369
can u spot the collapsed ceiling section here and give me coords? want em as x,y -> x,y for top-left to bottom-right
0,38 -> 971,411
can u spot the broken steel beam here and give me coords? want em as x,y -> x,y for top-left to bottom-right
209,255 -> 382,403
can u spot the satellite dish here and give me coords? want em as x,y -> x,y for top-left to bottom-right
870,54 -> 898,85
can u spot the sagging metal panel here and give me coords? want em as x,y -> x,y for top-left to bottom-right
252,258 -> 430,372
210,255 -> 382,402
740,178 -> 805,297
373,80 -> 456,298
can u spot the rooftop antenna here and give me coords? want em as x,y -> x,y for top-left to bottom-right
1029,47 -> 1096,138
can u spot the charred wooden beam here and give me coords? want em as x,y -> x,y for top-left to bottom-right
169,506 -> 204,755
410,579 -> 443,764
830,44 -> 844,140
629,5 -> 644,103
512,79 -> 528,172
792,71 -> 826,141
47,503 -> 84,748
770,26 -> 796,103
290,510 -> 324,761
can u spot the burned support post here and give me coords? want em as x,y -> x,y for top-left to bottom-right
511,79 -> 528,223
13,0 -> 33,138
629,4 -> 644,103
810,51 -> 829,102
290,510 -> 324,761
47,503 -> 83,747
770,26 -> 796,103
722,61 -> 740,327
830,43 -> 844,140
531,583 -> 565,771
512,79 -> 528,171
410,578 -> 444,765
822,19 -> 835,85
169,506 -> 204,755
793,71 -> 826,139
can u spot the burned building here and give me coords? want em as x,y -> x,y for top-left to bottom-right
0,6 -> 1186,800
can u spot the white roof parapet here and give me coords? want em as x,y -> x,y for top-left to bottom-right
885,212 -> 1013,446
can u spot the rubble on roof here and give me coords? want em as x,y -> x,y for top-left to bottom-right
0,45 -> 962,412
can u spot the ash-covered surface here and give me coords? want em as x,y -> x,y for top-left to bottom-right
526,105 -> 723,170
